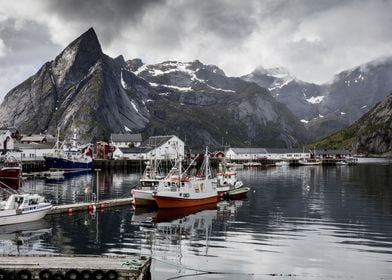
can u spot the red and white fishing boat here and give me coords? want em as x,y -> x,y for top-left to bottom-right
153,147 -> 218,208
0,154 -> 22,189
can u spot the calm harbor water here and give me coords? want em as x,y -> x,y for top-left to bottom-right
1,159 -> 392,279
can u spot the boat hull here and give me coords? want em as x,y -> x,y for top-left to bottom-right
228,186 -> 250,199
133,189 -> 156,207
0,205 -> 52,226
153,195 -> 218,209
44,156 -> 92,171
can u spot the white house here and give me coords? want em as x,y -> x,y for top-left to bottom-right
113,135 -> 184,160
110,133 -> 142,148
0,129 -> 15,151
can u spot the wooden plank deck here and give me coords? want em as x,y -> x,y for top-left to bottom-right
0,255 -> 150,280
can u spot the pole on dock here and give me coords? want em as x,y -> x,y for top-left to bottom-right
95,168 -> 101,203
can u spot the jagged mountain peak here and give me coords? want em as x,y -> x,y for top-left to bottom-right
52,27 -> 103,85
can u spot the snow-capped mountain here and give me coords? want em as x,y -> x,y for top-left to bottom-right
0,28 -> 309,148
243,58 -> 392,140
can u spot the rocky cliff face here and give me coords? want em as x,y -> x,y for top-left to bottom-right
356,94 -> 392,154
242,58 -> 392,140
315,93 -> 392,154
0,28 -> 309,148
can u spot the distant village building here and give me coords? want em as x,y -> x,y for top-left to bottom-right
264,148 -> 311,160
11,143 -> 55,161
110,133 -> 142,148
225,148 -> 269,161
113,135 -> 184,160
0,129 -> 15,152
95,141 -> 115,159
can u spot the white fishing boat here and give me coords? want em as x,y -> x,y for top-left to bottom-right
275,160 -> 290,166
298,158 -> 322,166
153,147 -> 218,208
0,193 -> 52,226
336,160 -> 348,165
132,159 -> 166,207
215,162 -> 245,198
243,161 -> 261,167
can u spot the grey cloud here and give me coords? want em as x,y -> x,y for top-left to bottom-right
42,0 -> 166,44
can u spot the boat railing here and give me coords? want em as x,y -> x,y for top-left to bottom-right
0,180 -> 20,195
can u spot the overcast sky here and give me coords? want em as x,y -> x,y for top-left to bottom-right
1,0 -> 392,102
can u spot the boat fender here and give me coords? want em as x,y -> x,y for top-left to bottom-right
7,271 -> 17,280
92,270 -> 105,280
80,270 -> 92,280
105,270 -> 118,280
64,270 -> 79,280
39,270 -> 53,280
52,273 -> 64,280
17,270 -> 31,280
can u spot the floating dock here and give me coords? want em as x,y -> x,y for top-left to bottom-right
49,198 -> 134,214
0,255 -> 151,280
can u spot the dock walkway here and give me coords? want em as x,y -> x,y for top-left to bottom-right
49,197 -> 134,214
0,255 -> 151,280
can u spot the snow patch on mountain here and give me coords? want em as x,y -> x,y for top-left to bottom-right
306,96 -> 325,104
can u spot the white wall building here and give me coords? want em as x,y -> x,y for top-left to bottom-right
110,133 -> 142,148
9,143 -> 55,161
113,135 -> 184,160
225,147 -> 311,161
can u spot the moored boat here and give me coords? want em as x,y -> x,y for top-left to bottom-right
275,160 -> 290,166
216,165 -> 245,199
0,154 -> 22,189
298,158 -> 322,165
132,159 -> 165,207
44,129 -> 92,171
0,193 -> 52,226
153,147 -> 218,208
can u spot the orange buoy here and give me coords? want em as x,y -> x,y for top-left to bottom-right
67,208 -> 73,215
87,204 -> 94,211
99,203 -> 104,209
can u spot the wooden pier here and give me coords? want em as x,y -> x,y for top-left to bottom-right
0,255 -> 151,280
49,198 -> 134,214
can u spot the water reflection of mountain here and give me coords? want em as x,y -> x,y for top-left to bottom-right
0,219 -> 52,255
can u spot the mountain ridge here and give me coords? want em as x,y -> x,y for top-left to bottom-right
0,28 -> 309,148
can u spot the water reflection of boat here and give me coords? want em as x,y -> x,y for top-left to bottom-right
0,219 -> 52,255
132,203 -> 217,224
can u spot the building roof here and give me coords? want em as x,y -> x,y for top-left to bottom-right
118,147 -> 153,154
20,135 -> 47,142
228,148 -> 268,154
264,148 -> 309,154
15,143 -> 55,149
111,133 -> 142,142
316,149 -> 351,155
141,135 -> 179,148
